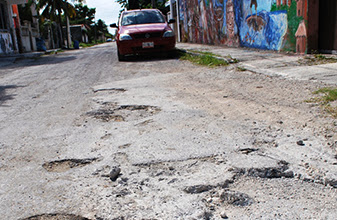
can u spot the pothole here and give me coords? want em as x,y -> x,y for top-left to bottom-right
22,213 -> 90,220
87,109 -> 125,122
87,104 -> 161,122
93,88 -> 126,93
118,143 -> 131,149
42,158 -> 98,172
238,148 -> 259,155
135,119 -> 154,126
220,190 -> 254,206
232,160 -> 294,179
325,179 -> 337,188
184,184 -> 215,194
246,166 -> 294,178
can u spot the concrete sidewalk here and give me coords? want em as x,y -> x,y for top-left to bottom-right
0,49 -> 61,68
0,51 -> 44,68
177,43 -> 337,85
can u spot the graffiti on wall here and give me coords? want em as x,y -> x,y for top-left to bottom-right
179,0 -> 308,53
0,32 -> 14,54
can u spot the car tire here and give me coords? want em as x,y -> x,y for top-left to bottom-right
117,50 -> 126,61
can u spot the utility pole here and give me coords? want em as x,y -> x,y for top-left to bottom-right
66,15 -> 71,48
94,14 -> 97,43
169,0 -> 174,28
175,0 -> 181,42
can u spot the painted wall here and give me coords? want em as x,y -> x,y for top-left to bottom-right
0,1 -> 16,54
179,0 -> 308,53
0,32 -> 14,54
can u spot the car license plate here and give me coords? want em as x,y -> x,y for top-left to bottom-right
142,42 -> 154,48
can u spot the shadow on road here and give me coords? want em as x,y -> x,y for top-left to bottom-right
119,51 -> 180,63
0,55 -> 77,70
0,85 -> 23,106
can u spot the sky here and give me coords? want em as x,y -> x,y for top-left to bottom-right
85,0 -> 122,34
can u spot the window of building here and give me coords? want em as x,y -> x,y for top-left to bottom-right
0,3 -> 8,31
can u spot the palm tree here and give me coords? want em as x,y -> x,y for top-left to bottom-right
38,0 -> 82,48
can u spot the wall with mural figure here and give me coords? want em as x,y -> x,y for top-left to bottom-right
178,0 -> 308,53
0,33 -> 14,54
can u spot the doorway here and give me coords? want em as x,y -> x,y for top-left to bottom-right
319,0 -> 337,52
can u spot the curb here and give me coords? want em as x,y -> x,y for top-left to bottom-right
0,49 -> 64,67
177,48 -> 239,65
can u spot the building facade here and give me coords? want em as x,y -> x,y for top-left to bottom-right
177,0 -> 337,54
70,24 -> 89,43
0,0 -> 17,54
0,0 -> 39,55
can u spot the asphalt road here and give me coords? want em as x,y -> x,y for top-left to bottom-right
0,43 -> 336,219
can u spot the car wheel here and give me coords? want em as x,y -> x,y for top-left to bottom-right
117,50 -> 126,61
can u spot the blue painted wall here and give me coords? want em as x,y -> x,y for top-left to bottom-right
178,0 -> 307,52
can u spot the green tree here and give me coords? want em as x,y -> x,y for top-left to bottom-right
37,0 -> 83,48
116,0 -> 168,15
89,19 -> 111,42
70,4 -> 96,26
97,19 -> 111,37
116,0 -> 128,13
62,3 -> 98,43
18,0 -> 35,24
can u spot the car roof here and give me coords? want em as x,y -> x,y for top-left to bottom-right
122,9 -> 161,13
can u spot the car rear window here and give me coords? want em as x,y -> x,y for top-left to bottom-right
121,11 -> 165,26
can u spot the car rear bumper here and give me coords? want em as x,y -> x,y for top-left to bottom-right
117,37 -> 176,55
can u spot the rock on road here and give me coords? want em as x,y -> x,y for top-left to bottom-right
0,43 -> 336,219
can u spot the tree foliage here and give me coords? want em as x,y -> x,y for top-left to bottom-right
35,0 -> 112,46
116,0 -> 128,13
93,19 -> 111,39
37,0 -> 84,47
70,4 -> 96,25
18,0 -> 35,23
38,0 -> 81,21
116,0 -> 168,15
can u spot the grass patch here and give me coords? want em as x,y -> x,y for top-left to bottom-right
179,50 -> 229,67
236,66 -> 247,71
226,55 -> 239,63
79,41 -> 105,48
188,49 -> 218,57
298,54 -> 337,66
307,87 -> 337,118
324,105 -> 337,118
313,88 -> 337,103
79,42 -> 96,48
44,49 -> 64,55
187,50 -> 239,64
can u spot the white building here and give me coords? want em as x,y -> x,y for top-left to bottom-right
0,0 -> 39,55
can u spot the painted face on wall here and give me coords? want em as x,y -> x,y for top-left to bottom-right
226,1 -> 235,37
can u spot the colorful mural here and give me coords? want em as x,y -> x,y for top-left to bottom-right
0,33 -> 14,54
179,0 -> 308,53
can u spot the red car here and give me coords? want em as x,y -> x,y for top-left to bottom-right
111,9 -> 176,61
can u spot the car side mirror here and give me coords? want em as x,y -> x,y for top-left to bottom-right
110,23 -> 118,28
168,19 -> 176,24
